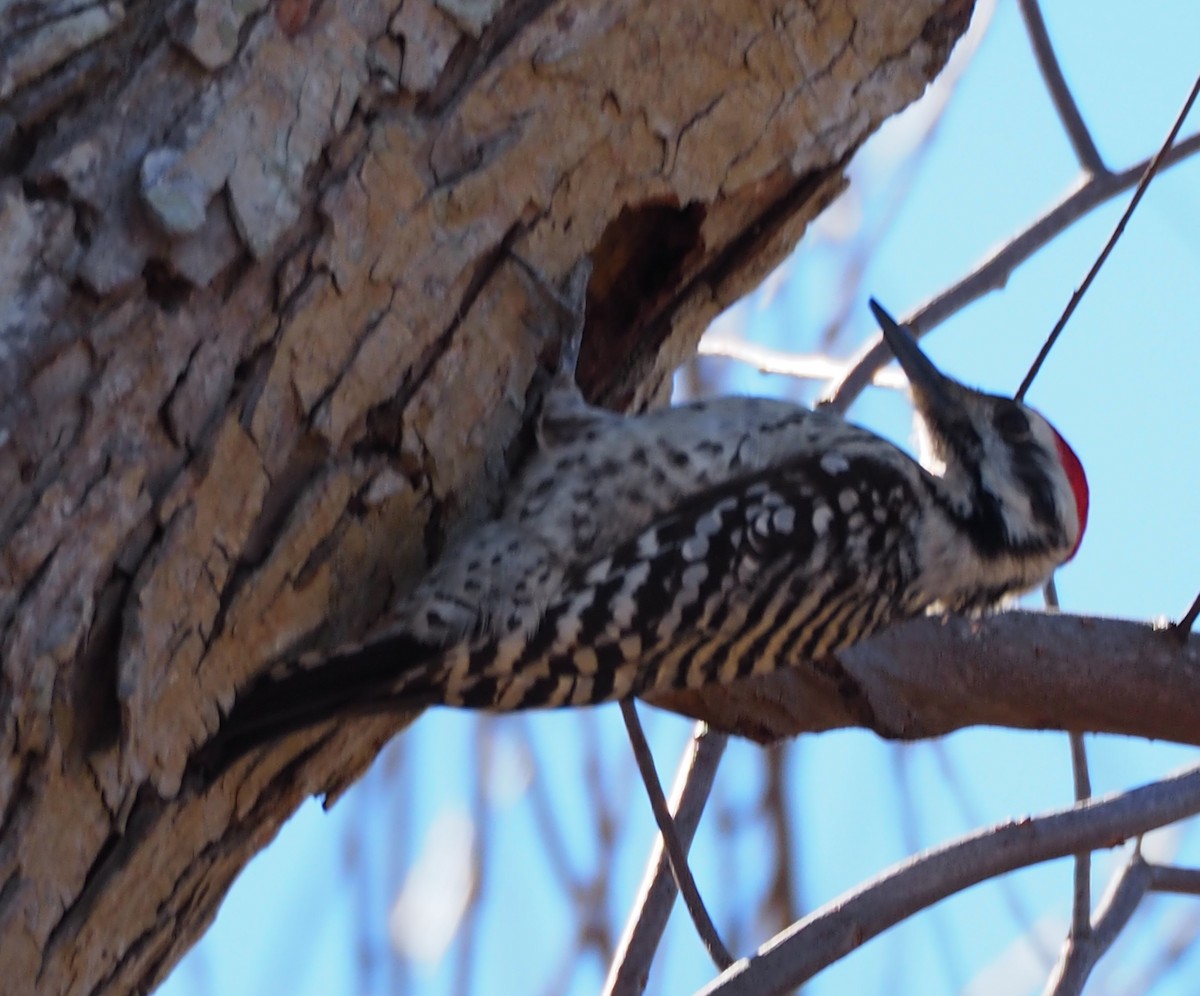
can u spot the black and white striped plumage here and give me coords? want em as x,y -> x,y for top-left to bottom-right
201,301 -> 1089,768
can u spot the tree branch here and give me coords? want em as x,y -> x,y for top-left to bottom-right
1172,586 -> 1200,642
1016,0 -> 1107,175
618,610 -> 1200,992
697,338 -> 908,389
1067,733 -> 1093,939
1044,579 -> 1095,965
1046,854 -> 1200,994
1016,69 -> 1200,400
1150,866 -> 1200,896
821,130 -> 1200,413
644,611 -> 1200,747
613,16 -> 1200,996
700,763 -> 1200,995
604,725 -> 728,995
619,701 -> 732,970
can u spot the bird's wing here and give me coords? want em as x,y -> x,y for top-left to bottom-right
440,455 -> 918,709
197,454 -> 918,774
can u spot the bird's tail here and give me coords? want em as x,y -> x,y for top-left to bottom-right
192,633 -> 446,778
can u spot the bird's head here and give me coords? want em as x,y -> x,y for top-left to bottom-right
870,300 -> 1089,566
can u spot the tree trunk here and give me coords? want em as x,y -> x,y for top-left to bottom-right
0,0 -> 971,990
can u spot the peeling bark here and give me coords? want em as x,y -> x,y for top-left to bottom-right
0,0 -> 972,991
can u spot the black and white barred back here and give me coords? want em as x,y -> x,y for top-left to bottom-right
202,300 -> 1088,768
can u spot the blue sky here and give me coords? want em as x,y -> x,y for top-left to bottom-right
162,3 -> 1200,994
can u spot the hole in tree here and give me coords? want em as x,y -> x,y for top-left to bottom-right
584,200 -> 706,398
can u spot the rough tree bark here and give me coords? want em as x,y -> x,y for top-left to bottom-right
0,0 -> 973,991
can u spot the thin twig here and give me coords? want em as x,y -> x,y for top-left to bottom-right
1045,855 -> 1200,994
821,129 -> 1200,413
1016,0 -> 1107,175
1171,587 -> 1200,643
1051,854 -> 1200,993
1036,71 -> 1200,993
699,338 -> 908,389
619,701 -> 733,971
1016,71 -> 1200,400
1067,734 -> 1092,937
1042,579 -> 1095,946
699,762 -> 1200,995
1045,852 -> 1150,995
1150,865 -> 1200,896
605,725 -> 728,995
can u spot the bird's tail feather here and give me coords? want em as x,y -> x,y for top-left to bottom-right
192,633 -> 446,778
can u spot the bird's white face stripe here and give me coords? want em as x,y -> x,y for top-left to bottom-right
977,407 -> 1078,548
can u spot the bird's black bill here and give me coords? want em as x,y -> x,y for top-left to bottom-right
869,299 -> 955,413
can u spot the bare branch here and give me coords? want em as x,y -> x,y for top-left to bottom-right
1049,730 -> 1096,994
698,338 -> 908,389
645,612 -> 1200,748
1045,856 -> 1200,994
611,29 -> 1200,996
699,763 -> 1200,995
619,702 -> 733,970
1171,587 -> 1200,642
1041,577 -> 1095,958
821,129 -> 1200,413
1016,0 -> 1107,174
1017,70 -> 1200,400
605,726 -> 728,995
1067,734 -> 1093,939
1046,852 -> 1151,995
1150,865 -> 1200,897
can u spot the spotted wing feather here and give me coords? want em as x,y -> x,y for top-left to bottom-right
437,453 -> 927,711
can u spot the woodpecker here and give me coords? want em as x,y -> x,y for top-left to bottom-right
200,297 -> 1088,768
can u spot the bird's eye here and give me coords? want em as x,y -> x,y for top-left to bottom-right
993,406 -> 1030,440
